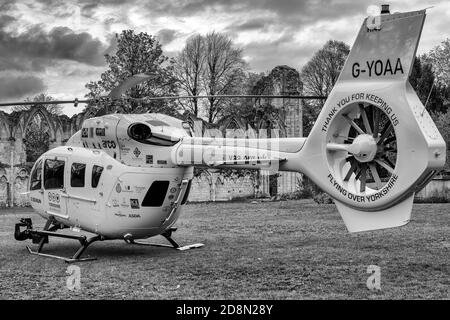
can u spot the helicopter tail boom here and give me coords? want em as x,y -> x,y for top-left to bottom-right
173,137 -> 306,171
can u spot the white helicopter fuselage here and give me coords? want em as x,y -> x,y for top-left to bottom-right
22,9 -> 446,256
29,146 -> 194,240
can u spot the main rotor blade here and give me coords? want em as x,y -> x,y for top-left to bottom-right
368,163 -> 382,190
359,104 -> 372,134
343,115 -> 365,134
0,95 -> 328,108
109,73 -> 156,98
0,99 -> 88,107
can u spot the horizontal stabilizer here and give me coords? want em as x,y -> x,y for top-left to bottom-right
334,194 -> 414,232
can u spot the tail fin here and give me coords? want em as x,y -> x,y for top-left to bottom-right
297,9 -> 446,232
339,9 -> 425,82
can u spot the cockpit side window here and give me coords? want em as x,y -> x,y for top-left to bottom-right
91,165 -> 104,188
30,159 -> 43,191
43,159 -> 65,190
71,163 -> 86,187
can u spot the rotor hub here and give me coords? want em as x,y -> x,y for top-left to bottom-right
352,134 -> 377,163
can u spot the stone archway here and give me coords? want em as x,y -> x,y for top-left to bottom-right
23,110 -> 54,163
0,168 -> 8,208
0,112 -> 11,141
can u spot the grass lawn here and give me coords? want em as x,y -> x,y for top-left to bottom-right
0,200 -> 448,299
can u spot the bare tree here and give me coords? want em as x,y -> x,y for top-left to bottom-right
202,32 -> 246,123
173,34 -> 205,116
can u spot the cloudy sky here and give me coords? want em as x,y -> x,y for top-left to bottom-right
1,0 -> 449,116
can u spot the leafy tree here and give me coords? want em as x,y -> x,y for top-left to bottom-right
301,40 -> 350,135
424,38 -> 450,87
85,30 -> 179,117
409,56 -> 448,114
432,110 -> 450,171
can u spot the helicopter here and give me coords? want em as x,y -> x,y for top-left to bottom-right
9,7 -> 446,262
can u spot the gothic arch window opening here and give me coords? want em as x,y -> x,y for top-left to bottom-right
24,112 -> 52,163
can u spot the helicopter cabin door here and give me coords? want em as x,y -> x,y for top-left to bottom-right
42,156 -> 68,221
65,161 -> 103,227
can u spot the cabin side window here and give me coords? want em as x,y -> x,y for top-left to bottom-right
30,159 -> 43,191
43,159 -> 65,190
71,163 -> 86,187
91,165 -> 104,188
142,181 -> 169,207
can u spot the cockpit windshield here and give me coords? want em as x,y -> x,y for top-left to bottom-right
30,159 -> 42,191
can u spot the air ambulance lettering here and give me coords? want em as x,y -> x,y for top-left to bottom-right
352,58 -> 404,78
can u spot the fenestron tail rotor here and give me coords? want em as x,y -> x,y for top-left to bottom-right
327,103 -> 397,194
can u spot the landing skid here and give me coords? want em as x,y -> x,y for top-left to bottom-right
15,218 -> 102,263
26,245 -> 97,263
125,228 -> 204,251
